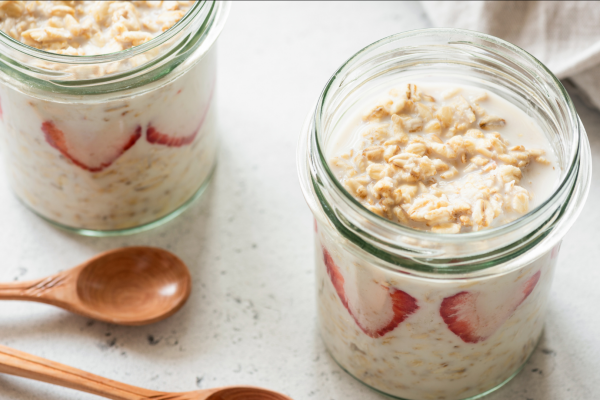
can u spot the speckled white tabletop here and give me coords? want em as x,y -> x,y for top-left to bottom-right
0,2 -> 598,400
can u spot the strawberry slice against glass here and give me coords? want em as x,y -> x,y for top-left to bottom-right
440,271 -> 541,343
322,248 -> 419,338
146,125 -> 198,147
42,121 -> 141,173
147,81 -> 215,147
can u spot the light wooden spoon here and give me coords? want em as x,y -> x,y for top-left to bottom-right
0,344 -> 292,400
0,247 -> 191,325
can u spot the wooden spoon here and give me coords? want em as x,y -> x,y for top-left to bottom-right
0,247 -> 191,325
0,344 -> 293,400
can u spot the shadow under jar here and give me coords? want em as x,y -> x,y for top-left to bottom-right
0,1 -> 229,236
297,29 -> 591,400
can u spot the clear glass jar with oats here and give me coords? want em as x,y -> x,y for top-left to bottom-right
298,29 -> 591,400
0,1 -> 229,235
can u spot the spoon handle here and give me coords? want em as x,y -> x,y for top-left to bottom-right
0,272 -> 71,302
0,344 -> 164,400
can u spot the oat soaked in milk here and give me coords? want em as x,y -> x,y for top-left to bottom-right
0,1 -> 195,55
328,83 -> 560,233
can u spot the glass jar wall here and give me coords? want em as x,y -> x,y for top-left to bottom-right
298,29 -> 591,400
0,1 -> 230,235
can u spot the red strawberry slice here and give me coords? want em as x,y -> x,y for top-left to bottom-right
440,271 -> 541,344
323,247 -> 418,338
42,121 -> 141,172
146,124 -> 199,147
147,81 -> 215,147
323,248 -> 348,309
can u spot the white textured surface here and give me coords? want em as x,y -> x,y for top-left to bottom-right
0,2 -> 598,399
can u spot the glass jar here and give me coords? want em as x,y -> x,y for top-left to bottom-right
0,1 -> 230,236
297,29 -> 591,400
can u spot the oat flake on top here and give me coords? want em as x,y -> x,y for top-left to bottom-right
330,84 -> 552,233
0,1 -> 195,55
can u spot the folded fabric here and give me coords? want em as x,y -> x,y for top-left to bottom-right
421,1 -> 600,109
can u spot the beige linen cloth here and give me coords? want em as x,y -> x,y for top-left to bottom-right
421,1 -> 600,109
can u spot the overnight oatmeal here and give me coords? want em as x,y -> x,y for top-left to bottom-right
315,83 -> 560,399
0,1 -> 229,232
299,29 -> 590,400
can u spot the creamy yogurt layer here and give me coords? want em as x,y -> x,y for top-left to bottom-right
328,83 -> 559,232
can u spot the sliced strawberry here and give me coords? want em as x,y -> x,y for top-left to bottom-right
146,125 -> 198,147
147,82 -> 214,147
322,247 -> 418,338
521,271 -> 541,299
440,271 -> 541,343
439,292 -> 482,344
323,248 -> 348,310
42,121 -> 141,172
371,288 -> 419,338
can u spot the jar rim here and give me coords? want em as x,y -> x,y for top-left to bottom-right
300,28 -> 591,272
0,1 -> 230,93
0,1 -> 224,62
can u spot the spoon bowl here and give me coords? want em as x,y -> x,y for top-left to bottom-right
0,247 -> 192,325
202,387 -> 292,400
76,247 -> 191,325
